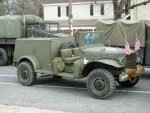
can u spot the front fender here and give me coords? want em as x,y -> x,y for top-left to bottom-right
96,59 -> 124,68
17,55 -> 40,70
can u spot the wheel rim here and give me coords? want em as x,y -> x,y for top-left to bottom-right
19,67 -> 30,81
93,77 -> 105,90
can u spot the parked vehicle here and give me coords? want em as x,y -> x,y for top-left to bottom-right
13,31 -> 142,99
96,20 -> 150,67
0,15 -> 59,66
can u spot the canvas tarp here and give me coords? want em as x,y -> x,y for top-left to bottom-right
0,15 -> 43,39
21,15 -> 43,24
96,20 -> 150,47
0,15 -> 22,38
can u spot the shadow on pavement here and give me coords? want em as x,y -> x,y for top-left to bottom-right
36,75 -> 86,88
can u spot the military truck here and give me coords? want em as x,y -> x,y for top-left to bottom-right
13,31 -> 142,99
96,20 -> 150,67
0,15 -> 59,66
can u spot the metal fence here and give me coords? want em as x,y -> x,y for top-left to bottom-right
27,28 -> 96,39
59,29 -> 96,38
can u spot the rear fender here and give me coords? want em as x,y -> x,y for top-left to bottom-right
17,55 -> 40,70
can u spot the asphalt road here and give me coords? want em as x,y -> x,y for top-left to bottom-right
0,66 -> 150,113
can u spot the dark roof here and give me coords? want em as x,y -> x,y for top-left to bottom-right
43,0 -> 111,4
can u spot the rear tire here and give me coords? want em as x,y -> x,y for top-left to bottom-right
86,68 -> 116,99
117,76 -> 140,88
17,61 -> 36,86
0,48 -> 8,66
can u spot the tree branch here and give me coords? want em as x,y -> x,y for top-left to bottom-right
122,0 -> 150,13
119,0 -> 128,9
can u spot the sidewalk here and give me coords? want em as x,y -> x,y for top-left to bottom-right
0,105 -> 71,113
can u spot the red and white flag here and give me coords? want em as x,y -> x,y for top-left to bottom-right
125,39 -> 131,55
135,37 -> 141,51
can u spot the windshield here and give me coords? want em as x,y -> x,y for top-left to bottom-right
79,32 -> 104,47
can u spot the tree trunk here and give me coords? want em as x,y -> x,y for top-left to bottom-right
113,0 -> 122,20
114,13 -> 122,20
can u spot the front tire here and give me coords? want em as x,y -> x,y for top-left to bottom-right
86,68 -> 116,99
117,76 -> 140,88
17,61 -> 36,86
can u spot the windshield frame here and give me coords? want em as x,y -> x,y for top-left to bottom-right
78,31 -> 104,49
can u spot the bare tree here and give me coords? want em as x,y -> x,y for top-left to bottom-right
0,0 -> 5,15
113,0 -> 150,20
0,0 -> 16,15
0,0 -> 43,17
15,0 -> 43,17
94,0 -> 150,20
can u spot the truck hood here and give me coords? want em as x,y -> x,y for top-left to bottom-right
80,46 -> 136,62
82,46 -> 134,55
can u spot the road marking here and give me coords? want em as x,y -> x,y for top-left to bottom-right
144,67 -> 150,71
0,105 -> 70,113
144,67 -> 150,70
0,75 -> 16,77
116,90 -> 150,94
0,81 -> 150,94
0,82 -> 19,85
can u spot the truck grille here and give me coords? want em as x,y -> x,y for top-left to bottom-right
126,53 -> 136,69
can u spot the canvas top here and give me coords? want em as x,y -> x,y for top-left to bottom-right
0,15 -> 43,39
96,19 -> 150,47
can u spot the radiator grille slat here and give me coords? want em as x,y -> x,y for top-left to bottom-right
126,53 -> 136,69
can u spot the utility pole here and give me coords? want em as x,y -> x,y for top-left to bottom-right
68,0 -> 73,35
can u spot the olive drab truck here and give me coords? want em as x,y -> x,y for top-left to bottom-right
0,15 -> 59,66
13,31 -> 142,99
96,20 -> 150,67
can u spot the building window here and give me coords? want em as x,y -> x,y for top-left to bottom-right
90,4 -> 104,16
90,5 -> 94,16
58,7 -> 61,17
58,6 -> 68,17
66,6 -> 69,16
101,4 -> 104,15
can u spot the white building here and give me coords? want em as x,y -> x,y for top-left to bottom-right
131,0 -> 150,20
43,0 -> 114,30
43,0 -> 150,30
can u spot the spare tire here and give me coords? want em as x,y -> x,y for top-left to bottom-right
61,42 -> 76,49
0,48 -> 8,66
